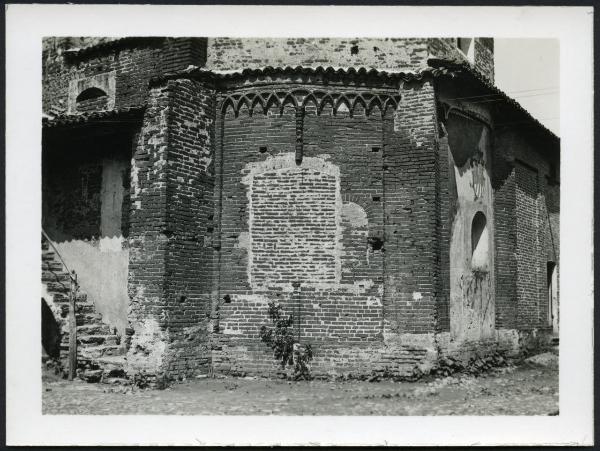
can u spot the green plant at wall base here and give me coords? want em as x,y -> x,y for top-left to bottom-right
259,301 -> 313,380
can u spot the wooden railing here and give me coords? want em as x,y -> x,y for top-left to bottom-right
42,229 -> 78,381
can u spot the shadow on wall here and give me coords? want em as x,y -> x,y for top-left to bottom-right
42,135 -> 132,336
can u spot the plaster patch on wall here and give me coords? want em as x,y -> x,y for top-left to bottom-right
235,231 -> 250,250
126,318 -> 168,374
52,238 -> 129,334
342,202 -> 368,228
366,296 -> 382,307
130,159 -> 141,196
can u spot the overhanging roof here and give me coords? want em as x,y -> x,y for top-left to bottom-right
42,107 -> 145,129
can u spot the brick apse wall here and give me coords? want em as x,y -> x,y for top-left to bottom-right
42,37 -> 559,380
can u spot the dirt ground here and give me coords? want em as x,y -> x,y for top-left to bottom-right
42,360 -> 558,416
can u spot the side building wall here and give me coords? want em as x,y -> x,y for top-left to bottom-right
494,126 -> 560,353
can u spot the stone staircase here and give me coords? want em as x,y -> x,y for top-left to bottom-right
42,235 -> 129,384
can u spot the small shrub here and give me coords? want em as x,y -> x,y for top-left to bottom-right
259,302 -> 313,380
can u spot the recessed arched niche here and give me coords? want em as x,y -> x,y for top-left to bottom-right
75,87 -> 108,113
471,211 -> 489,271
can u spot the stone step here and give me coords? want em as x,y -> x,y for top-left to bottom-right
102,377 -> 130,385
42,270 -> 71,284
45,281 -> 70,293
79,344 -> 126,359
75,302 -> 96,314
77,323 -> 113,335
42,251 -> 56,261
78,334 -> 121,347
93,355 -> 127,379
42,261 -> 64,272
76,312 -> 104,325
80,368 -> 103,383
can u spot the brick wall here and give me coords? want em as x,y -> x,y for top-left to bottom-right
493,127 -> 559,332
206,38 -> 430,72
42,37 -> 207,115
162,79 -> 215,376
126,79 -> 215,379
211,87 -> 392,375
383,81 -> 441,335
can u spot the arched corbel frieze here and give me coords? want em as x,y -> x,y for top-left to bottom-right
219,89 -> 402,119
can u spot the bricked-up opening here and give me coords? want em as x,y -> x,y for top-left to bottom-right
471,211 -> 489,270
75,87 -> 108,113
243,155 -> 342,287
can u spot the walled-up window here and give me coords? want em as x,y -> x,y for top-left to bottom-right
75,87 -> 108,113
471,211 -> 489,270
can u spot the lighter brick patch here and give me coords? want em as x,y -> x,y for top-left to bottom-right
242,153 -> 342,289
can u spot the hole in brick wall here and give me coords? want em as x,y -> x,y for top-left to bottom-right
208,214 -> 214,221
372,196 -> 381,202
371,146 -> 380,153
223,294 -> 232,304
350,45 -> 359,55
368,237 -> 384,251
179,295 -> 187,303
373,46 -> 380,52
206,226 -> 214,233
259,146 -> 268,153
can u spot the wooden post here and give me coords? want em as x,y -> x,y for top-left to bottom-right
68,272 -> 77,381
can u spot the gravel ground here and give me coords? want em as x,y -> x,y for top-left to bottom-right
42,363 -> 558,416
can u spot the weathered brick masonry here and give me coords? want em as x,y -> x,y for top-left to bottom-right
42,37 -> 559,381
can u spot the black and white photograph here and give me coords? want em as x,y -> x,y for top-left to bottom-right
5,4 -> 593,447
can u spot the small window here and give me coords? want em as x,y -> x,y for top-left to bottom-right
457,38 -> 475,63
471,211 -> 489,270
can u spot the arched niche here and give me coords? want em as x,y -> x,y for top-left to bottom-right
471,211 -> 489,271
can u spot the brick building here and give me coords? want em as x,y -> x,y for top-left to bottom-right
41,37 -> 560,382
